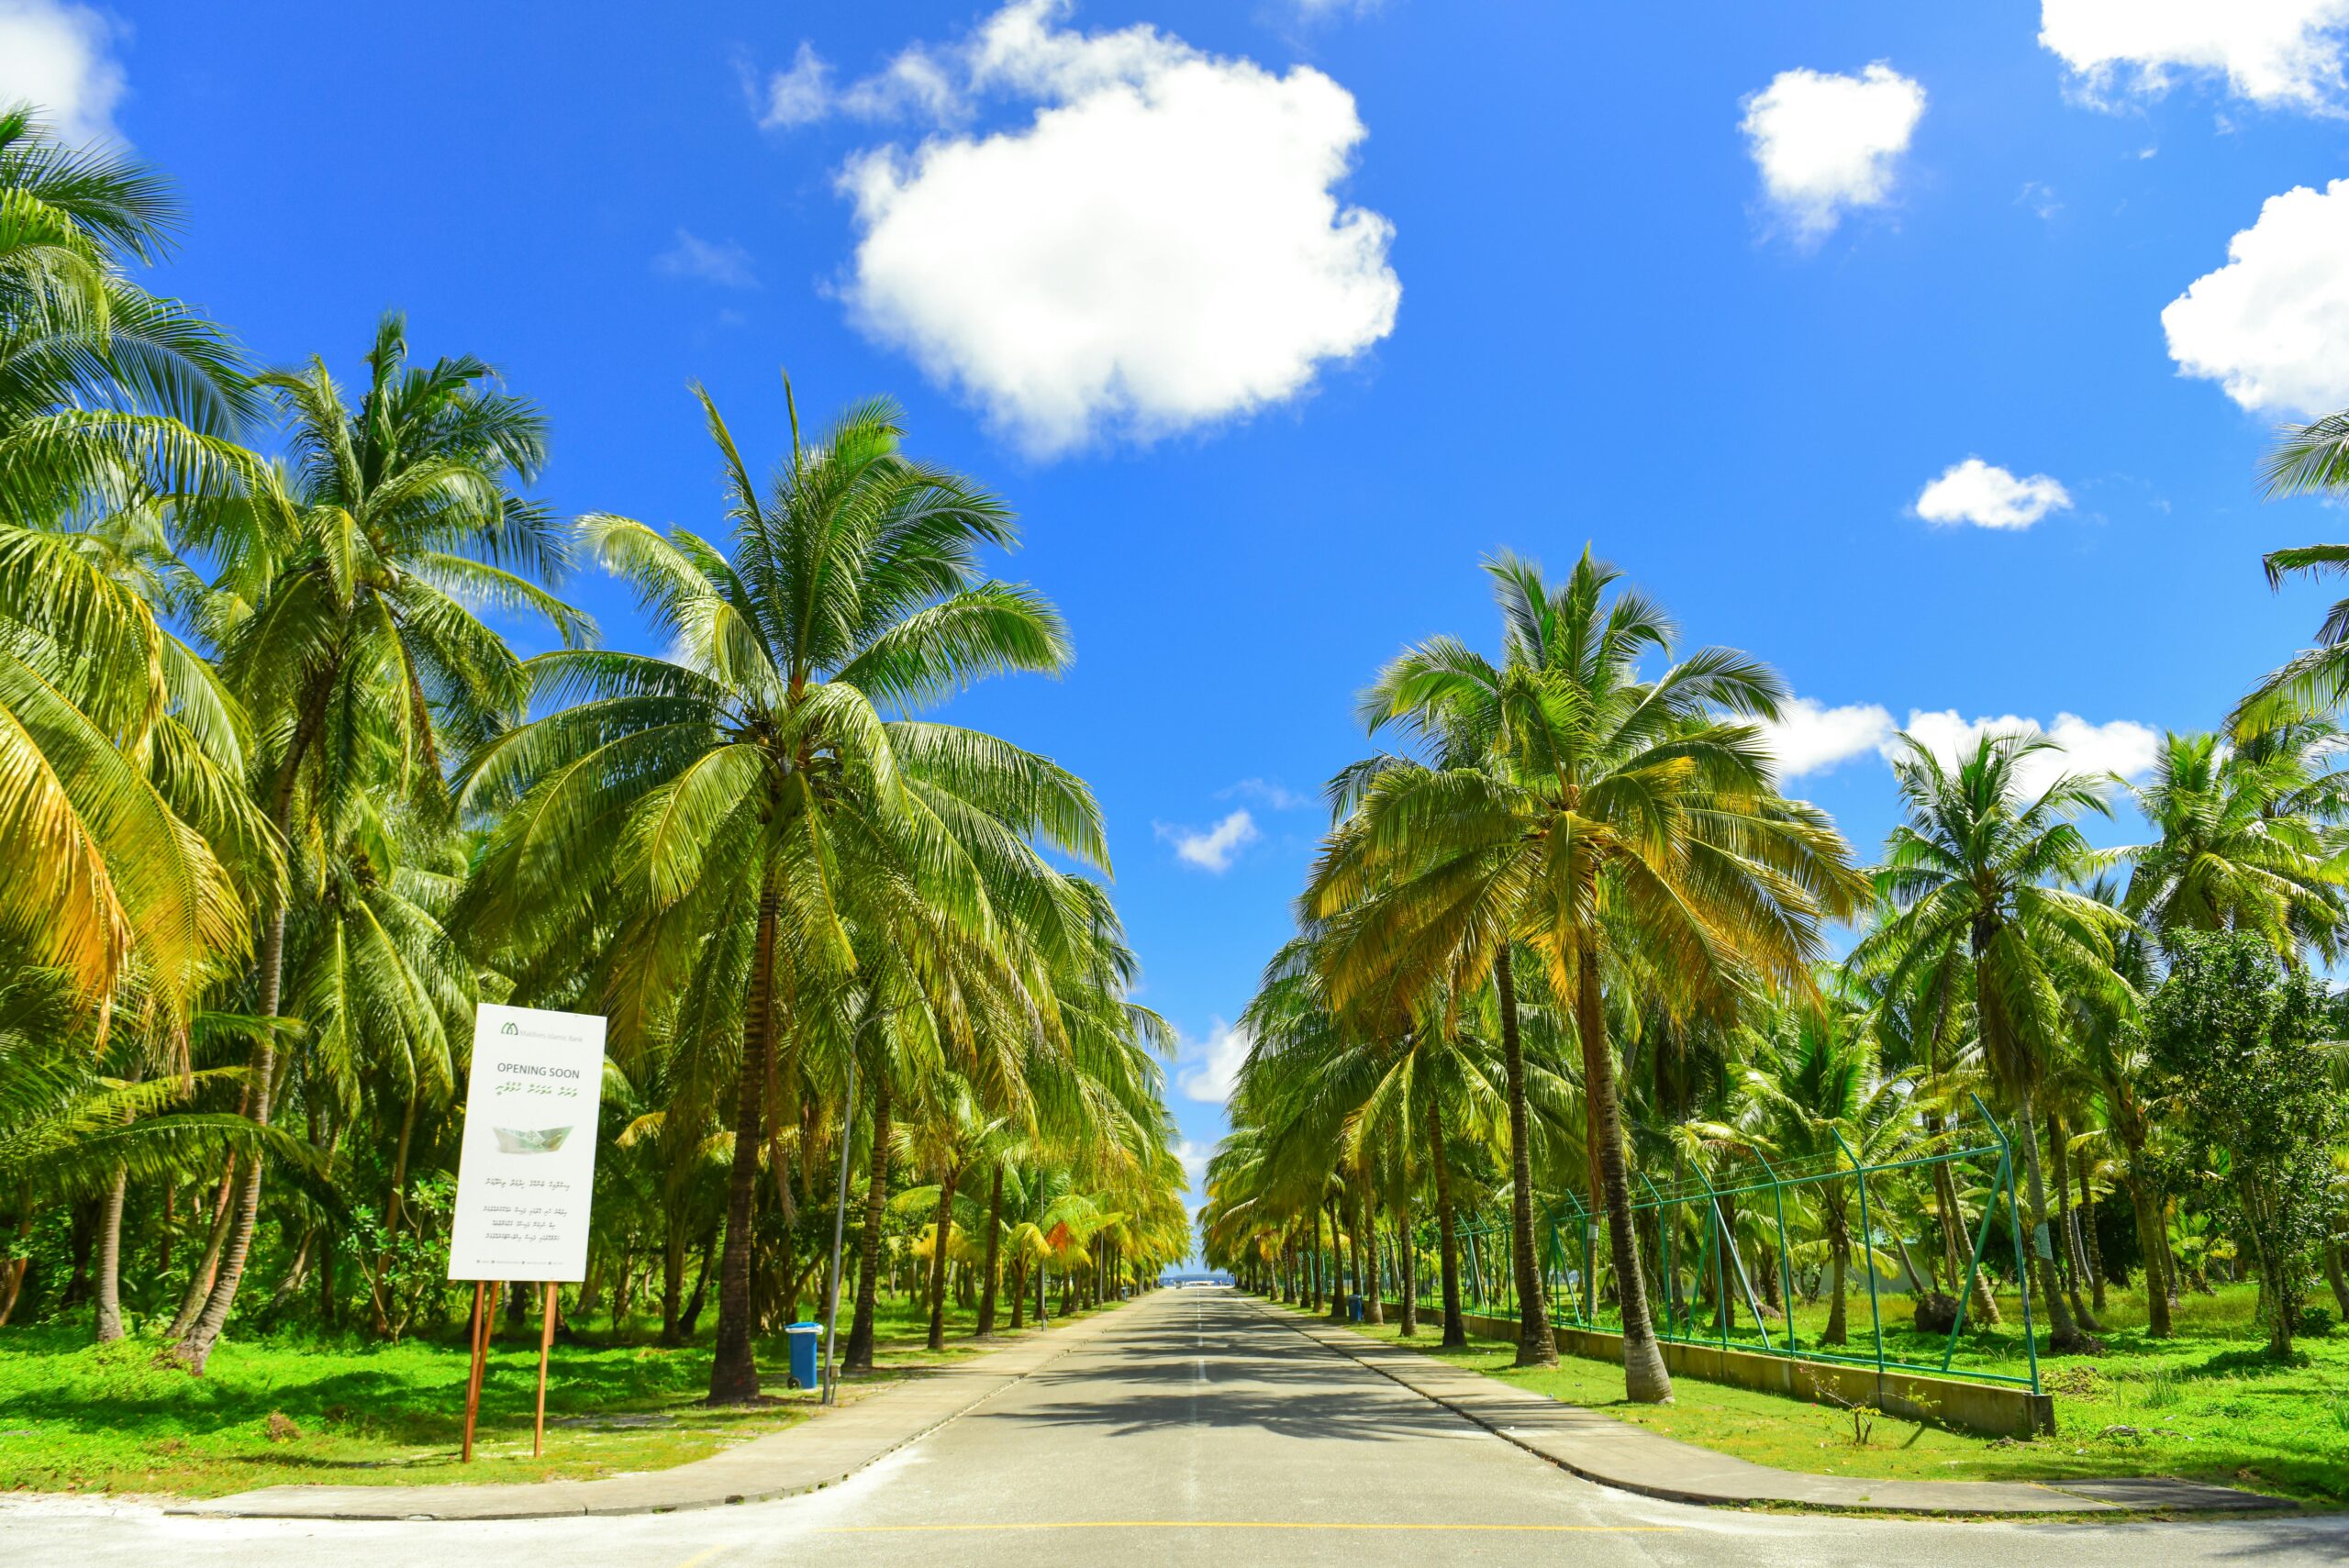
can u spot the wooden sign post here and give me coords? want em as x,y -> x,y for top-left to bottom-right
448,1004 -> 606,1464
533,1283 -> 557,1457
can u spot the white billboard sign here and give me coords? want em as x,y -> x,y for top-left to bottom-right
448,1003 -> 606,1283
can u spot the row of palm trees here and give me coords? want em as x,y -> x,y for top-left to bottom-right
0,108 -> 1189,1398
1203,519 -> 2349,1401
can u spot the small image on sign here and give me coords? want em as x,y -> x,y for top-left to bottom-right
491,1126 -> 575,1155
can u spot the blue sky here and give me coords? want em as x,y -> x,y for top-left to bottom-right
13,0 -> 2349,1236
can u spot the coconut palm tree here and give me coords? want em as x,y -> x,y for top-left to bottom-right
458,383 -> 1103,1401
1310,550 -> 1867,1401
1853,732 -> 2132,1355
166,312 -> 584,1373
2123,730 -> 2342,956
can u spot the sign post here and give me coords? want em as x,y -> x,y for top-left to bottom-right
448,1004 -> 605,1462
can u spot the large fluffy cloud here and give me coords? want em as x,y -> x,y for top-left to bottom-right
1739,63 -> 1926,241
1914,458 -> 2074,530
2163,179 -> 2349,415
0,0 -> 126,146
2040,1 -> 2349,110
822,1 -> 1399,455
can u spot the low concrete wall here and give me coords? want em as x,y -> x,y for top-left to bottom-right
1397,1303 -> 2054,1439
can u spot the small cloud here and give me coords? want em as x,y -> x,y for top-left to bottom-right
1177,1020 -> 1252,1104
752,40 -> 832,128
2019,180 -> 2063,220
1740,62 -> 1927,243
1914,458 -> 2073,530
0,0 -> 128,147
1156,808 -> 1260,872
1760,697 -> 1898,780
1219,777 -> 1312,810
654,229 -> 758,289
1175,1138 -> 1212,1194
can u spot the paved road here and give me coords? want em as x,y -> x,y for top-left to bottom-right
6,1288 -> 2343,1565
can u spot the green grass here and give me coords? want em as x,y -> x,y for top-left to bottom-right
0,1296 -> 1093,1497
1306,1286 -> 2349,1507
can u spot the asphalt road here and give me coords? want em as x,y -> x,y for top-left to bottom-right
6,1287 -> 2343,1566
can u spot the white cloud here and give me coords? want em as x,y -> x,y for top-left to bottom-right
1761,698 -> 1898,779
1898,709 -> 2161,795
0,0 -> 127,146
652,229 -> 758,289
2040,1 -> 2349,111
832,0 -> 1400,455
1221,777 -> 1312,810
1914,458 -> 2074,530
2163,179 -> 2349,415
1178,1020 -> 1252,1104
1739,63 -> 1926,241
753,40 -> 833,128
1174,1138 -> 1212,1194
1157,808 -> 1259,873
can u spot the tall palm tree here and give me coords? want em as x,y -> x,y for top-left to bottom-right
2122,729 -> 2342,956
1313,550 -> 1866,1400
1853,733 -> 2131,1355
169,313 -> 582,1373
459,383 -> 1102,1401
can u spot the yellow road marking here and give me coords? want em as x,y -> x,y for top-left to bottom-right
672,1549 -> 728,1567
817,1521 -> 1678,1534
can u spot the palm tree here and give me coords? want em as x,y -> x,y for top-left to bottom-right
168,313 -> 583,1373
459,383 -> 1102,1401
1313,550 -> 1867,1400
2123,730 -> 2341,955
1854,733 -> 2131,1355
0,106 -> 260,532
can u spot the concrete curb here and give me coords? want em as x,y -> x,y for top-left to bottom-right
1261,1299 -> 2293,1518
168,1302 -> 1135,1521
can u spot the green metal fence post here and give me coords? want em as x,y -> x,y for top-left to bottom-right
1970,1092 -> 2039,1395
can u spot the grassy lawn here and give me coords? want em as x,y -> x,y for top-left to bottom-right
1296,1287 -> 2349,1507
0,1296 -> 1097,1497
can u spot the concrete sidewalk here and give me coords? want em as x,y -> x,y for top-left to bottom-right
170,1304 -> 1133,1521
1273,1303 -> 2291,1517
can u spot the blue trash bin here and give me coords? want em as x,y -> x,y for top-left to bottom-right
785,1321 -> 823,1391
1348,1294 -> 1364,1321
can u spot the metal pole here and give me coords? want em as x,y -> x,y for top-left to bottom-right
1971,1093 -> 2039,1394
818,1051 -> 858,1406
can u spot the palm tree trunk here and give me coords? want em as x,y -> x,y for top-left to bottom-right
173,725 -> 323,1374
2323,1240 -> 2349,1319
2082,1191 -> 2108,1314
2049,1113 -> 2102,1331
94,1165 -> 128,1344
1009,1254 -> 1028,1330
2015,1084 -> 2096,1354
1308,1206 -> 1323,1311
975,1163 -> 1005,1338
661,1212 -> 688,1347
2126,1175 -> 2174,1337
926,1162 -> 961,1351
1930,1124 -> 2000,1325
1823,1205 -> 1850,1346
842,1073 -> 892,1373
1362,1190 -> 1384,1325
1327,1199 -> 1350,1322
1573,945 -> 1664,1397
1495,947 -> 1556,1367
1429,1100 -> 1466,1348
1396,1200 -> 1417,1336
370,1091 -> 418,1337
708,873 -> 782,1404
